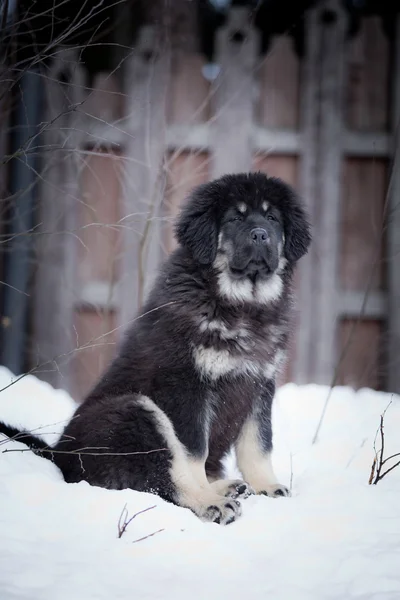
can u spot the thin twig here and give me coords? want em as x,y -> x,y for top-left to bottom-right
2,446 -> 167,457
132,528 -> 164,544
289,452 -> 294,493
368,456 -> 377,485
379,459 -> 400,481
368,399 -> 400,485
381,452 -> 400,466
117,504 -> 156,539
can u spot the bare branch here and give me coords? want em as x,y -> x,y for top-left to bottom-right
132,528 -> 164,544
2,445 -> 167,457
369,400 -> 400,485
117,504 -> 156,539
368,456 -> 377,485
381,452 -> 400,466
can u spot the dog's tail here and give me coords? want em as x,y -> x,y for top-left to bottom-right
0,421 -> 52,459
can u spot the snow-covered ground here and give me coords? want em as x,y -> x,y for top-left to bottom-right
0,365 -> 400,600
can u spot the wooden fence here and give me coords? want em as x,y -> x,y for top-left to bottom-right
30,1 -> 400,400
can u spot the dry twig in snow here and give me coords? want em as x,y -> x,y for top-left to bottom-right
369,400 -> 400,485
117,503 -> 164,543
117,504 -> 155,539
132,528 -> 165,544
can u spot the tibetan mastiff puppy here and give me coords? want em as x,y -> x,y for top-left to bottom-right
0,172 -> 311,525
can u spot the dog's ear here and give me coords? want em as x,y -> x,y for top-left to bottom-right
175,185 -> 219,265
283,196 -> 312,263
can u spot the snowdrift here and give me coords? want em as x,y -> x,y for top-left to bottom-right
1,366 -> 400,600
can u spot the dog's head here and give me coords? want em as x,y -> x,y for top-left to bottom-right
175,172 -> 311,285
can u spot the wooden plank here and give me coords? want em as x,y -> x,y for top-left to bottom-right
257,35 -> 300,129
73,310 -> 117,400
387,15 -> 400,393
311,0 -> 347,385
252,155 -> 298,185
165,152 -> 210,254
164,31 -> 211,255
211,7 -> 258,177
339,17 -> 391,391
292,6 -> 321,384
168,124 -> 301,154
83,72 -> 123,149
32,49 -> 84,392
78,150 -> 122,296
338,291 -> 387,319
340,158 -> 387,292
83,122 -> 126,149
254,155 -> 299,386
343,131 -> 390,157
83,122 -> 302,154
337,320 -> 383,390
76,281 -> 119,311
166,123 -> 210,151
82,121 -> 392,158
167,53 -> 210,125
346,16 -> 390,132
118,26 -> 170,333
253,128 -> 300,155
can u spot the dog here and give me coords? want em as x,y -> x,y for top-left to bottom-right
0,172 -> 311,525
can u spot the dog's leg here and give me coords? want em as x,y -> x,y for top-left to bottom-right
135,396 -> 242,524
172,403 -> 251,501
205,457 -> 255,499
176,440 -> 253,507
171,405 -> 221,492
235,382 -> 290,498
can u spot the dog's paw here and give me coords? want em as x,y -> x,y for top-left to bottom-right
259,483 -> 291,498
210,478 -> 255,500
199,498 -> 242,525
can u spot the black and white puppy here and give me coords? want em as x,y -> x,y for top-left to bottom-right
0,172 -> 311,525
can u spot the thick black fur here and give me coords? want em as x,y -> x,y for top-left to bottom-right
0,172 -> 311,514
0,422 -> 49,454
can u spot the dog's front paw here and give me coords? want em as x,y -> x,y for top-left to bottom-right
259,484 -> 290,498
199,498 -> 242,525
210,478 -> 255,500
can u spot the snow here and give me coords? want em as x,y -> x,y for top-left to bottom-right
1,365 -> 400,600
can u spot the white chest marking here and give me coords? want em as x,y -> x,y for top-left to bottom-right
193,345 -> 284,381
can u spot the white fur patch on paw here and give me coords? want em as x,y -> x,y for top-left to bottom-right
210,479 -> 255,500
259,484 -> 290,498
199,498 -> 242,525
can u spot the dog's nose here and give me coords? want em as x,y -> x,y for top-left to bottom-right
250,228 -> 269,245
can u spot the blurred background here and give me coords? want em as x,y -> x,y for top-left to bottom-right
0,0 -> 399,400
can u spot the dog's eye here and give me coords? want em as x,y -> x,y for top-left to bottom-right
267,214 -> 277,222
230,216 -> 243,222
